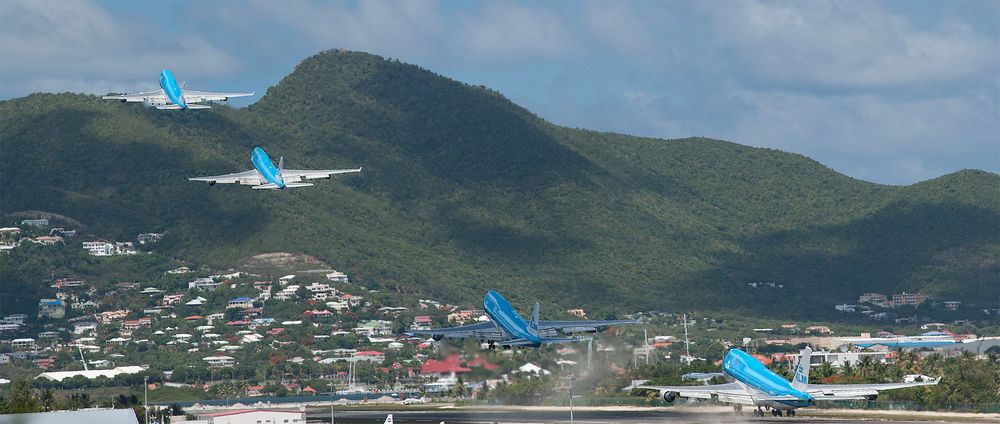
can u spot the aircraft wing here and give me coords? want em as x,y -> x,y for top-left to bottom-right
637,383 -> 748,401
807,378 -> 940,400
282,168 -> 362,182
182,90 -> 254,103
102,89 -> 166,103
188,170 -> 259,185
407,322 -> 504,341
538,319 -> 639,333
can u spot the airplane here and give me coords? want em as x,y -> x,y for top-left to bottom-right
637,347 -> 939,417
189,146 -> 361,190
407,290 -> 638,349
102,69 -> 253,110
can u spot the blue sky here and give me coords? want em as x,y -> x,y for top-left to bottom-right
2,0 -> 997,185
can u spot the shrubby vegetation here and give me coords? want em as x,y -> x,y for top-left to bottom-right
1,50 -> 997,318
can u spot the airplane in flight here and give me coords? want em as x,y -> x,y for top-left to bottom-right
637,347 -> 939,417
408,290 -> 638,348
102,69 -> 253,110
189,146 -> 361,190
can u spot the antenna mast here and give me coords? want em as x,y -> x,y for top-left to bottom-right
683,314 -> 691,360
78,344 -> 89,371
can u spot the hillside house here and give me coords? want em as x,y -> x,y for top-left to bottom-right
37,299 -> 65,319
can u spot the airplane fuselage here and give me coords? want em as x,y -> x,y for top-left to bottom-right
250,147 -> 285,188
722,349 -> 813,410
158,69 -> 187,109
482,290 -> 539,346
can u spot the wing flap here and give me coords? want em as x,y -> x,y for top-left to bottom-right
182,90 -> 254,103
188,170 -> 259,185
283,168 -> 363,180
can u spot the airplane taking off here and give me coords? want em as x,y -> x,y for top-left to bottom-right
102,69 -> 253,110
638,347 -> 939,417
408,290 -> 638,348
189,146 -> 361,190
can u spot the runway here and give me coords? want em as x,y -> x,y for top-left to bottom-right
305,408 -> 974,424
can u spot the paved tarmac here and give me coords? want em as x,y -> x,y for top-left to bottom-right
305,408 -> 955,424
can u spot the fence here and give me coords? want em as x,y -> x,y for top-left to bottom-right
460,397 -> 1000,413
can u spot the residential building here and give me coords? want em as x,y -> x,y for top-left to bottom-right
3,314 -> 26,325
20,219 -> 49,227
806,326 -> 833,335
352,350 -> 385,363
97,310 -> 128,324
37,299 -> 65,319
82,241 -> 114,256
353,320 -> 392,337
890,292 -> 927,307
32,236 -> 63,245
859,293 -> 888,305
943,301 -> 962,310
411,316 -> 432,331
325,270 -> 349,282
136,233 -> 163,244
51,278 -> 85,289
203,355 -> 237,368
122,317 -> 152,330
448,309 -> 485,323
161,294 -> 185,306
566,309 -> 587,318
188,277 -> 221,291
227,297 -> 254,309
835,304 -> 858,312
73,322 -> 98,334
11,338 -> 36,350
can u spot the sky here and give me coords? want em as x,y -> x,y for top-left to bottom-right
1,0 -> 997,185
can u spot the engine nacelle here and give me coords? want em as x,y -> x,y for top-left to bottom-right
432,335 -> 443,341
662,392 -> 676,402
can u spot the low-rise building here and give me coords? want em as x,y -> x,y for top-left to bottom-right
20,219 -> 49,227
11,338 -> 36,350
325,270 -> 349,282
203,355 -> 237,368
196,409 -> 305,424
136,233 -> 163,244
188,277 -> 221,291
227,297 -> 254,309
37,299 -> 65,319
97,310 -> 128,324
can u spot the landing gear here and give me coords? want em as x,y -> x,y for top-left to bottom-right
488,341 -> 496,350
732,404 -> 743,415
787,410 -> 796,417
754,407 -> 764,417
770,409 -> 783,417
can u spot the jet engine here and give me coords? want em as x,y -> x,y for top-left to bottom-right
662,392 -> 676,402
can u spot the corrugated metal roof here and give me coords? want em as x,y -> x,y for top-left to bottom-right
0,409 -> 139,424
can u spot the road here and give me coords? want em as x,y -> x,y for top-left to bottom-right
305,408 -> 974,424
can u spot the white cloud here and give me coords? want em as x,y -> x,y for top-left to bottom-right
0,0 -> 239,97
699,1 -> 999,89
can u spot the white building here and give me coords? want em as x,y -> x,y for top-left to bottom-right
325,270 -> 349,283
189,278 -> 221,291
196,409 -> 305,424
11,338 -> 36,350
203,356 -> 236,367
36,366 -> 146,382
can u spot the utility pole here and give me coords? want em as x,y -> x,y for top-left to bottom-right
328,382 -> 335,424
683,314 -> 691,362
566,376 -> 574,424
143,375 -> 149,424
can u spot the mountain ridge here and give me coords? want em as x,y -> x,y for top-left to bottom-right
1,50 -> 997,318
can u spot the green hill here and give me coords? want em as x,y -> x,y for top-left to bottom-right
2,50 -> 997,318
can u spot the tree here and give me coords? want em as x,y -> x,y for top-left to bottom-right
4,380 -> 39,413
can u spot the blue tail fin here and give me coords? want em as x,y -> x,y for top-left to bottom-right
528,302 -> 540,336
791,347 -> 812,391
